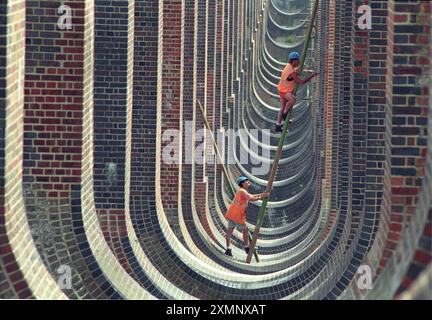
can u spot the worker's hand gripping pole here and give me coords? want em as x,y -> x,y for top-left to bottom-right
197,100 -> 260,262
246,0 -> 320,264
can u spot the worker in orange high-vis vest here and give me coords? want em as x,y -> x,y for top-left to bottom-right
276,51 -> 319,132
224,176 -> 268,257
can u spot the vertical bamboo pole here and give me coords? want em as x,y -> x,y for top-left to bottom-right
246,0 -> 320,263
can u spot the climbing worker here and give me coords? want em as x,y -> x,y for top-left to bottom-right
276,51 -> 319,132
224,176 -> 269,257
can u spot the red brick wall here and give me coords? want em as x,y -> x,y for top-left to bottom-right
0,0 -> 32,299
160,0 -> 184,211
323,0 -> 335,204
378,0 -> 431,273
24,2 -> 85,198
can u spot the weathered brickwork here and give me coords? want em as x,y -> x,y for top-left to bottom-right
339,0 -> 431,299
378,0 -> 430,275
23,0 -> 119,299
0,0 -> 65,299
0,0 -> 431,300
160,0 -> 183,213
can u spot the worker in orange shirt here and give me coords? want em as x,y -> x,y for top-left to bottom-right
224,176 -> 269,257
276,51 -> 319,132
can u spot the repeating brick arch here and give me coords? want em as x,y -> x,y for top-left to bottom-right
0,0 -> 430,299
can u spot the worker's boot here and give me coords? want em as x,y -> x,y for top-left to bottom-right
245,246 -> 259,254
282,112 -> 292,125
275,124 -> 283,132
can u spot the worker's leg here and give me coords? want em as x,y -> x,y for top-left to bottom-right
276,93 -> 287,132
282,92 -> 296,124
225,227 -> 234,249
242,226 -> 249,248
283,92 -> 296,116
277,95 -> 286,125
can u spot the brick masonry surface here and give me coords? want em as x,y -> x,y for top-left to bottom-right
0,0 -> 431,299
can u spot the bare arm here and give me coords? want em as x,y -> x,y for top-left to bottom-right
249,192 -> 269,202
291,71 -> 319,85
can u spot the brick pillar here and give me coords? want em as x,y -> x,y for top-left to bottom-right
93,0 -> 133,276
378,0 -> 430,272
78,0 -> 151,299
215,0 -> 224,127
180,0 -> 196,241
225,0 -> 232,110
327,1 -> 390,299
207,0 -> 224,241
24,0 -> 117,299
351,0 -> 369,233
365,0 -> 388,248
160,0 -> 184,219
314,0 -> 335,242
392,1 -> 432,296
194,0 -> 208,239
202,0 -> 216,237
130,0 -> 171,299
338,0 -> 353,239
342,0 -> 431,300
323,0 -> 335,205
0,0 -> 65,299
331,0 -> 342,212
206,0 -> 215,131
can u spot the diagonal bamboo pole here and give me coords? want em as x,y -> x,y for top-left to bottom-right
197,100 -> 259,262
246,0 -> 320,263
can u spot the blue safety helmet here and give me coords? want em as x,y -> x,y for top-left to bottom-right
237,176 -> 249,186
289,51 -> 300,61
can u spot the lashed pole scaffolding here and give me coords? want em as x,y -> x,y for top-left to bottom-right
246,0 -> 320,263
197,100 -> 260,262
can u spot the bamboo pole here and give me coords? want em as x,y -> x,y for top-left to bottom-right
246,0 -> 320,263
